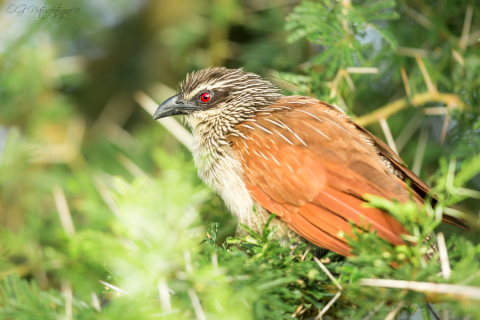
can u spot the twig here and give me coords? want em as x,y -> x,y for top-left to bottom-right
460,5 -> 474,49
188,288 -> 207,320
455,187 -> 480,199
328,69 -> 346,99
395,110 -> 423,153
415,54 -> 437,94
424,107 -> 448,115
93,176 -> 122,218
53,185 -> 76,236
158,279 -> 172,312
292,304 -> 303,318
396,47 -> 429,58
117,154 -> 148,178
451,48 -> 465,67
355,91 -> 465,127
426,303 -> 441,320
384,301 -> 404,320
62,280 -> 73,320
99,280 -> 129,295
184,249 -> 193,273
91,292 -> 101,312
467,30 -> 480,46
439,113 -> 450,145
344,73 -> 356,92
400,66 -> 412,97
402,5 -> 433,29
359,279 -> 480,300
315,292 -> 341,320
437,233 -> 451,280
379,118 -> 398,156
412,127 -> 428,175
135,91 -> 193,149
313,257 -> 342,290
442,310 -> 450,320
346,67 -> 378,74
212,250 -> 218,268
300,249 -> 310,262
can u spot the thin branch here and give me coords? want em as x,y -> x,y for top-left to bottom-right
451,48 -> 465,67
315,292 -> 341,320
400,66 -> 412,97
313,257 -> 343,290
184,249 -> 193,274
460,5 -> 474,49
415,54 -> 437,94
158,279 -> 172,313
117,154 -> 148,179
402,4 -> 433,29
328,69 -> 346,99
424,107 -> 448,115
212,250 -> 218,268
379,118 -> 398,156
384,301 -> 404,320
396,47 -> 429,58
135,91 -> 193,149
355,91 -> 466,127
346,67 -> 378,74
93,176 -> 122,218
412,127 -> 428,175
300,249 -> 310,262
91,292 -> 101,312
99,280 -> 129,295
62,280 -> 73,320
188,288 -> 207,320
359,279 -> 480,300
440,113 -> 451,145
442,310 -> 450,320
344,73 -> 356,92
395,110 -> 423,153
53,185 -> 76,236
292,304 -> 304,318
467,30 -> 480,46
437,233 -> 451,280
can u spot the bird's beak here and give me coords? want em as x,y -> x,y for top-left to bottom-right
153,94 -> 197,120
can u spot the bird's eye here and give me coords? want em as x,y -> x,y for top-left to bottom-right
200,92 -> 210,103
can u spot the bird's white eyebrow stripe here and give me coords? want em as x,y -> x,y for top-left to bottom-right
285,101 -> 305,104
297,109 -> 323,122
273,129 -> 294,145
304,122 -> 331,141
242,124 -> 255,130
254,124 -> 273,134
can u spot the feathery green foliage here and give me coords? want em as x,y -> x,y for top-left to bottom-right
0,0 -> 479,319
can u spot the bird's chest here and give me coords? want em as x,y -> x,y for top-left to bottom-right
187,115 -> 258,229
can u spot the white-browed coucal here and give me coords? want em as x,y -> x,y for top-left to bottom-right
153,67 -> 468,256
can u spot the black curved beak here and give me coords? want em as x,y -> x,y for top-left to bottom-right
153,95 -> 197,120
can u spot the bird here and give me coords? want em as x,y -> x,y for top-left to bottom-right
153,67 -> 468,257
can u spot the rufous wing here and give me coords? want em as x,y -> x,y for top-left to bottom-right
229,96 -> 416,256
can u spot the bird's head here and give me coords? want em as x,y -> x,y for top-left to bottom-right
153,67 -> 282,121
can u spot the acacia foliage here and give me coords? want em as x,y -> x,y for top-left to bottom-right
0,0 -> 479,319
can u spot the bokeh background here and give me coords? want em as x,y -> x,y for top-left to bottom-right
0,0 -> 479,319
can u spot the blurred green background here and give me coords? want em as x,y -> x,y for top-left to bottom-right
1,0 -> 479,319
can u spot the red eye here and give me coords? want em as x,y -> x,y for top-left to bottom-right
200,92 -> 210,103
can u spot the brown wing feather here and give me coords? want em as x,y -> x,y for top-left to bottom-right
229,96 -> 415,256
352,122 -> 469,230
